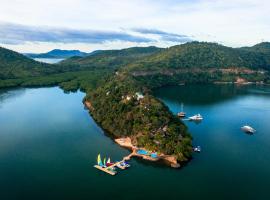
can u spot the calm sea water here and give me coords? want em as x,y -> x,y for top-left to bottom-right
0,85 -> 269,200
34,58 -> 64,64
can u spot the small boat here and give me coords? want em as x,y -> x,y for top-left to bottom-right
117,161 -> 130,169
97,154 -> 103,166
94,154 -> 117,175
177,103 -> 186,118
123,161 -> 130,168
241,125 -> 256,134
189,114 -> 203,121
178,112 -> 186,118
193,146 -> 201,152
106,158 -> 114,167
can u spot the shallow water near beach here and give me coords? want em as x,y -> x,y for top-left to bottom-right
0,84 -> 269,200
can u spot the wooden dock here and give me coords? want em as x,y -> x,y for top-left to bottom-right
94,165 -> 117,176
94,154 -> 133,175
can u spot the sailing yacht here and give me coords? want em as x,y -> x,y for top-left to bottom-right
177,103 -> 186,118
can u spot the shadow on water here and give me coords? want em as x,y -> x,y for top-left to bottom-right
0,88 -> 26,106
154,84 -> 270,105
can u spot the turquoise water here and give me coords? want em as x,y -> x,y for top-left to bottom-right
136,149 -> 158,158
137,149 -> 148,155
0,85 -> 270,200
151,153 -> 158,158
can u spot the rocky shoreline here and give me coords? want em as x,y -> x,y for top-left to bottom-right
115,137 -> 180,168
84,100 -> 180,168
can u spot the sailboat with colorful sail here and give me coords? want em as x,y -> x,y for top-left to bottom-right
106,157 -> 114,167
103,157 -> 106,168
97,154 -> 103,166
94,154 -> 117,175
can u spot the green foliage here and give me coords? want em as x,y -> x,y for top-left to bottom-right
1,42 -> 270,162
60,46 -> 162,71
0,47 -> 59,79
124,42 -> 270,73
87,74 -> 192,161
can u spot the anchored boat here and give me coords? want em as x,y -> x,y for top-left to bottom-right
189,114 -> 203,121
193,146 -> 201,152
177,103 -> 186,118
241,125 -> 256,134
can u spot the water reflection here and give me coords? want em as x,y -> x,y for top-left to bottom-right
0,88 -> 26,107
154,84 -> 270,105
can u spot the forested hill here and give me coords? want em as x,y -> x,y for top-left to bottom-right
240,42 -> 270,54
239,42 -> 270,66
1,42 -> 270,165
124,42 -> 270,74
60,46 -> 163,70
0,47 -> 57,79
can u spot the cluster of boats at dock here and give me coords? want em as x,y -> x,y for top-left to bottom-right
94,154 -> 130,176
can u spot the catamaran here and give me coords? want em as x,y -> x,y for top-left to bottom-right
241,125 -> 256,134
189,114 -> 203,121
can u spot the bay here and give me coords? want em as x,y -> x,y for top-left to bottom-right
0,84 -> 269,200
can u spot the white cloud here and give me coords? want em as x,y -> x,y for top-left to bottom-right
0,0 -> 269,52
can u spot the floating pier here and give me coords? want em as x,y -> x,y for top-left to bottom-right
94,165 -> 117,176
94,154 -> 132,176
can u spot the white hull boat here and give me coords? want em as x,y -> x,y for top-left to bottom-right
241,125 -> 256,134
189,114 -> 203,121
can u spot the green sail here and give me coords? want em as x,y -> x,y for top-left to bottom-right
103,157 -> 106,166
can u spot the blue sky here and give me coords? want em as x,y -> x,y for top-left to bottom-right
0,0 -> 269,53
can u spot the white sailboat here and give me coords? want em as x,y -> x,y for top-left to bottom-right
177,103 -> 186,118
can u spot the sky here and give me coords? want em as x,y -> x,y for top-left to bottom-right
0,0 -> 269,53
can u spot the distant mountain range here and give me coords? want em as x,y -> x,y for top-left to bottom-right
25,49 -> 88,59
2,42 -> 270,81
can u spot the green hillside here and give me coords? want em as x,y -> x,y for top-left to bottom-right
85,74 -> 192,162
241,42 -> 270,54
125,42 -> 270,73
60,46 -> 162,70
0,47 -> 58,79
120,42 -> 270,87
1,42 -> 270,165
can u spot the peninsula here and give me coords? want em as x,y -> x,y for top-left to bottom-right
1,42 -> 270,167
